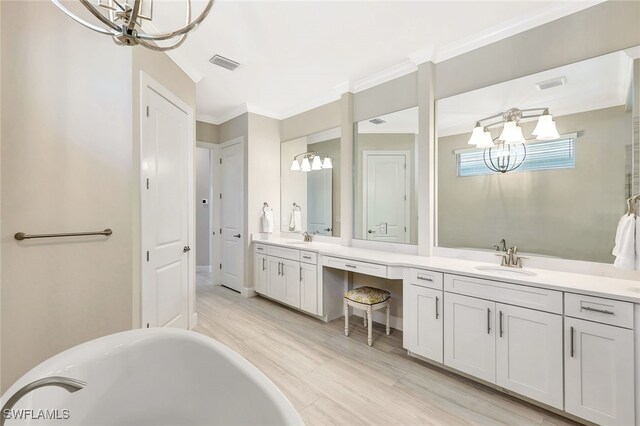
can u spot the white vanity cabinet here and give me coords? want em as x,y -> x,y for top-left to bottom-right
255,244 -> 319,316
564,297 -> 635,426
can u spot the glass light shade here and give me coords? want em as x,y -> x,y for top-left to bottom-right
467,124 -> 484,145
290,159 -> 301,171
300,157 -> 311,172
532,114 -> 560,140
475,130 -> 495,148
499,121 -> 525,145
322,157 -> 333,169
311,155 -> 323,170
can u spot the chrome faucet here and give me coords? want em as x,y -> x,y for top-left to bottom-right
303,232 -> 313,242
1,377 -> 86,426
495,246 -> 528,269
494,239 -> 507,252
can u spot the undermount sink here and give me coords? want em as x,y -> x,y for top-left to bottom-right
475,265 -> 537,277
285,241 -> 310,245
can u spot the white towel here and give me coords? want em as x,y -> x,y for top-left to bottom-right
612,214 -> 636,270
636,217 -> 640,271
261,209 -> 274,233
289,209 -> 302,232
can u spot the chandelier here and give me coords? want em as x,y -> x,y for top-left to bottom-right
51,0 -> 214,51
468,108 -> 560,174
290,152 -> 333,172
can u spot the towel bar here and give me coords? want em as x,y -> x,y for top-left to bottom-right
14,229 -> 112,241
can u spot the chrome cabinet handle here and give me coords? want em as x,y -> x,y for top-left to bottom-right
499,311 -> 504,338
417,276 -> 433,282
435,297 -> 439,319
487,308 -> 491,334
580,306 -> 614,315
281,263 -> 285,277
302,255 -> 311,260
262,258 -> 265,271
570,326 -> 575,358
345,264 -> 357,269
278,262 -> 281,276
233,234 -> 241,238
300,267 -> 303,282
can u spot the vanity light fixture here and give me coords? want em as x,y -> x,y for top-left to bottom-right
468,107 -> 560,173
50,0 -> 213,51
290,152 -> 333,173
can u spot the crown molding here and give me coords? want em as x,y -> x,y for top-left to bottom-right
351,60 -> 418,93
195,113 -> 219,125
278,90 -> 343,120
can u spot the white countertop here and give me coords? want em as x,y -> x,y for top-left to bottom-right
253,236 -> 640,303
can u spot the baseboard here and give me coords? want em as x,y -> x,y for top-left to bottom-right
243,287 -> 257,298
196,266 -> 212,273
352,310 -> 403,331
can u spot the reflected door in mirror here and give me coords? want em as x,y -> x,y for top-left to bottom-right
364,152 -> 409,243
307,169 -> 333,235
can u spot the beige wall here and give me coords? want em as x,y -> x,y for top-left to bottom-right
196,120 -> 219,144
353,72 -> 418,123
437,106 -> 631,263
195,147 -> 211,267
280,101 -> 341,141
353,133 -> 418,244
1,1 -> 134,391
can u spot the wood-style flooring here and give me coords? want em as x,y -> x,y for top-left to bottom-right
193,273 -> 579,426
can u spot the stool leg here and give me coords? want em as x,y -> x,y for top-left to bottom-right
367,305 -> 373,346
386,301 -> 391,336
363,310 -> 367,327
344,299 -> 349,337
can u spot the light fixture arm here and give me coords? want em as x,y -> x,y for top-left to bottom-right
475,107 -> 551,130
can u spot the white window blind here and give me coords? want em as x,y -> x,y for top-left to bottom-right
457,136 -> 576,177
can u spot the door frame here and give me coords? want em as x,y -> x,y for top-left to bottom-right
139,71 -> 196,329
362,150 -> 411,243
218,136 -> 246,293
196,141 -> 221,285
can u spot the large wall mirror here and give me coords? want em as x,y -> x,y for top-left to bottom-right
281,128 -> 341,237
354,107 -> 419,245
436,47 -> 640,263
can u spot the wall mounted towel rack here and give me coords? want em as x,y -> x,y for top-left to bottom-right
293,202 -> 301,211
14,229 -> 113,241
627,195 -> 640,215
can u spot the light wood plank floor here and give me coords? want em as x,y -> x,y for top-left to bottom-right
193,273 -> 579,426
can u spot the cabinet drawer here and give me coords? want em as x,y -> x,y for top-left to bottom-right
255,243 -> 267,254
444,274 -> 563,314
409,268 -> 443,290
323,256 -> 387,278
565,293 -> 634,329
266,245 -> 300,261
300,251 -> 317,265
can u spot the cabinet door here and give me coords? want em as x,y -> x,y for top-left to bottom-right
300,263 -> 318,315
565,317 -> 635,426
281,258 -> 301,309
444,293 -> 496,383
406,284 -> 443,363
255,254 -> 267,295
267,257 -> 284,301
496,304 -> 563,409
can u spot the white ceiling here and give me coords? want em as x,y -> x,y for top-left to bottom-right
155,0 -> 606,124
436,49 -> 636,137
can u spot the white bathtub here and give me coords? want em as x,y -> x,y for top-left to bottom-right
1,329 -> 303,426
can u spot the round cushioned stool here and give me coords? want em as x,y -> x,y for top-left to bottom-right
343,286 -> 391,346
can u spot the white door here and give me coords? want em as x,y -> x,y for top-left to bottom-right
281,258 -> 301,309
300,263 -> 318,315
444,293 -> 496,383
496,304 -> 563,409
307,169 -> 332,235
565,317 -> 635,425
406,285 -> 443,363
364,153 -> 409,243
220,140 -> 244,292
254,253 -> 267,295
141,87 -> 190,329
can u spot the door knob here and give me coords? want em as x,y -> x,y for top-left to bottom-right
324,228 -> 332,232
183,246 -> 191,253
233,234 -> 241,238
368,230 -> 375,234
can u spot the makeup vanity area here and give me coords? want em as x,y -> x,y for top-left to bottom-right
253,46 -> 640,425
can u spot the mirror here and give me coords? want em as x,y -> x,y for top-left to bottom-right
354,107 -> 419,244
436,47 -> 640,263
281,128 -> 341,236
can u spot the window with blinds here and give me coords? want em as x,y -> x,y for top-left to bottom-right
457,137 -> 576,177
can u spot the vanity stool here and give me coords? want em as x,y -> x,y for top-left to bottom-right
343,286 -> 391,347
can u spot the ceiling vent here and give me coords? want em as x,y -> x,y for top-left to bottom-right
535,76 -> 567,91
369,118 -> 386,125
209,54 -> 240,71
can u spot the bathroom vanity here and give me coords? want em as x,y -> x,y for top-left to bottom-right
253,237 -> 640,426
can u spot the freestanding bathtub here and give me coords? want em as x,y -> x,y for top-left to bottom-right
0,329 -> 303,425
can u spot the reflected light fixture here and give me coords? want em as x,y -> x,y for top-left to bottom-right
290,152 -> 333,173
467,107 -> 559,173
50,0 -> 214,51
